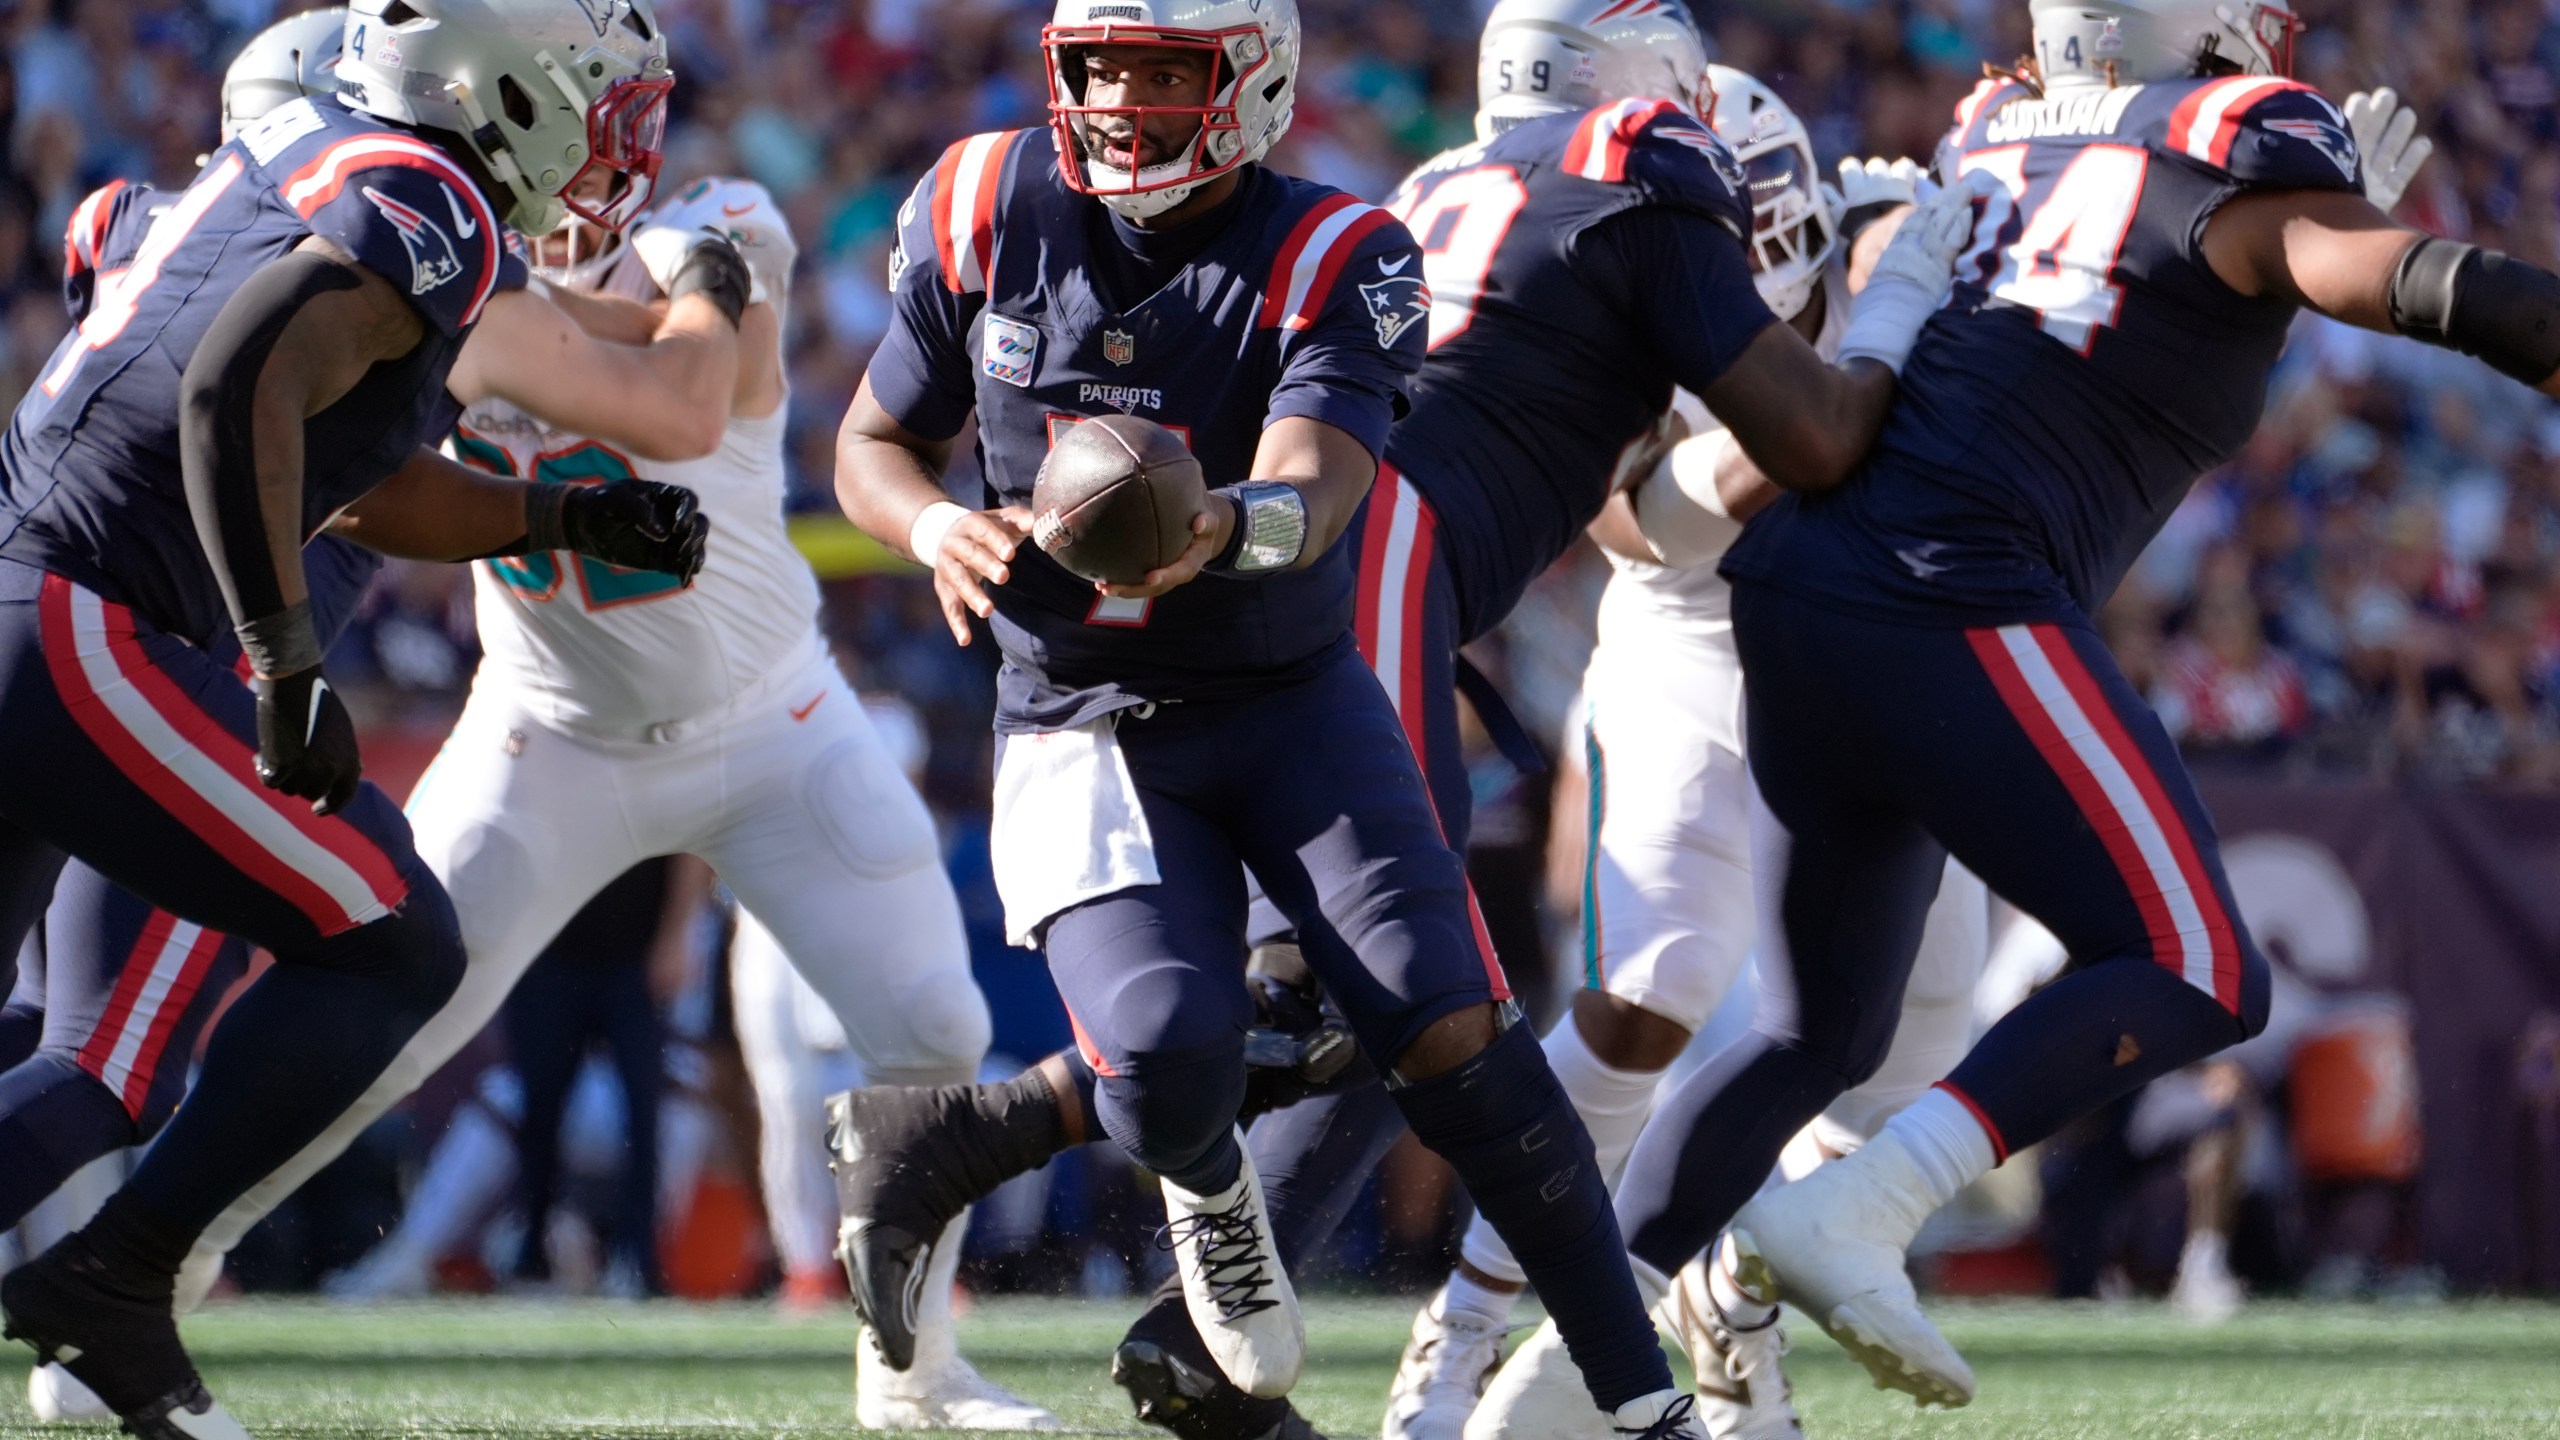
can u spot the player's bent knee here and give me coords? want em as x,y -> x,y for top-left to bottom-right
1096,1052 -> 1246,1180
891,966 -> 993,1072
309,871 -> 466,1017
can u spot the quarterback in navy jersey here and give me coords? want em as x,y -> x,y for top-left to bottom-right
1589,0 -> 2560,1413
0,0 -> 716,1430
838,2 -> 1742,1433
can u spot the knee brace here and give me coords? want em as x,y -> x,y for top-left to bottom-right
1390,1023 -> 1607,1253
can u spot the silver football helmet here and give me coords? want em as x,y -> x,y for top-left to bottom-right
1042,0 -> 1301,221
337,0 -> 673,235
1702,65 -> 1835,322
1474,0 -> 1714,140
2029,0 -> 2299,88
221,7 -> 348,142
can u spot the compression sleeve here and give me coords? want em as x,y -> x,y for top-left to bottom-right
178,249 -> 361,659
1574,205 -> 1778,398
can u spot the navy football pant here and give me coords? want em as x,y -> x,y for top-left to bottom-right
1042,644 -> 1670,1409
0,563 -> 461,1256
0,865 -> 254,1227
1615,584 -> 2269,1276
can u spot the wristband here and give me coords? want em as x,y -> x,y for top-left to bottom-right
1209,482 -> 1308,575
522,483 -> 570,553
908,500 -> 969,565
669,236 -> 751,328
236,599 -> 322,679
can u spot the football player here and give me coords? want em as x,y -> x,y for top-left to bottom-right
832,0 -> 1978,1434
0,0 -> 704,1431
1503,0 -> 2552,1419
52,19 -> 1050,1432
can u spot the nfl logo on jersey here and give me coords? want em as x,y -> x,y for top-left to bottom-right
1103,328 -> 1135,367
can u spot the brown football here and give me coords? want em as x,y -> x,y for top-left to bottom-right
1030,415 -> 1207,586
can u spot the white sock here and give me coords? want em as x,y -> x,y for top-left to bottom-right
1872,1088 -> 1998,1211
2180,1229 -> 2229,1276
1708,1234 -> 1779,1328
1438,1270 -> 1518,1328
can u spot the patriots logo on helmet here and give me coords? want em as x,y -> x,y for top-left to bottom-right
570,0 -> 618,37
362,185 -> 464,295
2263,117 -> 2358,183
1359,274 -> 1430,350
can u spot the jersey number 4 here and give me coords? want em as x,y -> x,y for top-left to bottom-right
1957,144 -> 2149,354
451,432 -> 689,609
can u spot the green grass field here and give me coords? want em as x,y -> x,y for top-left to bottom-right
2,1296 -> 2555,1439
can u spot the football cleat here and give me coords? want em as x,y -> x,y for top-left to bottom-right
1659,1247 -> 1801,1440
1611,1392 -> 1707,1440
1158,1142 -> 1302,1398
27,1361 -> 111,1423
1111,1276 -> 1329,1440
2,1237 -> 249,1440
1383,1289 -> 1512,1440
1459,1319 -> 1610,1440
1727,1156 -> 1975,1409
827,1086 -> 975,1371
2169,1232 -> 2243,1325
855,1325 -> 1061,1431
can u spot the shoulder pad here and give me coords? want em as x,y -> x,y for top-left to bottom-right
1564,101 -> 1750,233
2156,77 -> 2360,191
1258,189 -> 1413,333
897,129 -> 1034,297
62,179 -> 133,281
277,129 -> 511,330
634,175 -> 797,305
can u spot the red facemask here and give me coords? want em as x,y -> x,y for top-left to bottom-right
562,73 -> 673,229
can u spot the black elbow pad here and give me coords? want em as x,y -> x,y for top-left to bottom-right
2387,238 -> 2560,387
178,251 -> 364,623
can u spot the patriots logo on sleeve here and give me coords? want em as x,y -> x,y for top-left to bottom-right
2262,115 -> 2358,182
1359,272 -> 1430,350
362,184 -> 464,295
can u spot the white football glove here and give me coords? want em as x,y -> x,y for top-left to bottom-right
2343,87 -> 2433,215
1837,170 -> 1990,374
1835,155 -> 1929,215
632,177 -> 798,307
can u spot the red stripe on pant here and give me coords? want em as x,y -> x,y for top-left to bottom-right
1933,1079 -> 2010,1165
116,926 -> 224,1115
77,907 -> 180,1092
1965,625 -> 2239,1014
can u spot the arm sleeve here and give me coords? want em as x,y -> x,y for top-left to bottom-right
1573,204 -> 1778,396
1263,218 -> 1429,462
297,159 -> 517,336
864,165 -> 984,442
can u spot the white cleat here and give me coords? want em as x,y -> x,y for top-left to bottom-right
1159,1143 -> 1302,1399
2170,1233 -> 2243,1325
1460,1319 -> 1611,1440
27,1361 -> 111,1422
1383,1291 -> 1511,1440
856,1328 -> 1063,1431
1729,1159 -> 1975,1409
319,1246 -> 434,1303
1610,1390 -> 1707,1440
1658,1250 -> 1800,1440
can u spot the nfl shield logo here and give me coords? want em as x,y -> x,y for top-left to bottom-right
1103,328 -> 1135,367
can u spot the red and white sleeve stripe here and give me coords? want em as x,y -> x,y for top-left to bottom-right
930,130 -> 1020,295
283,133 -> 505,325
1258,193 -> 1398,332
2165,75 -> 2311,168
63,179 -> 127,279
1560,98 -> 1682,184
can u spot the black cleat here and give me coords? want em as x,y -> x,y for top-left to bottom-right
1111,1275 -> 1329,1440
826,1087 -> 956,1371
2,1236 -> 248,1439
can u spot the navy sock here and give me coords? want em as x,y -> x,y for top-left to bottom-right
1615,1033 -> 1849,1277
1249,1081 -> 1407,1269
118,891 -> 461,1240
1944,956 -> 2258,1156
1392,1022 -> 1670,1412
0,1053 -> 133,1230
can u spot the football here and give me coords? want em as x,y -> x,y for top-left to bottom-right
1030,415 -> 1207,586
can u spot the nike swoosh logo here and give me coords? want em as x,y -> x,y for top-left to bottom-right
442,185 -> 478,240
1377,255 -> 1410,276
790,692 -> 826,722
723,201 -> 755,216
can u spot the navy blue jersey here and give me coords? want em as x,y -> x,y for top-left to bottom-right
1382,99 -> 1768,638
0,95 -> 520,647
1725,74 -> 2363,623
869,131 -> 1426,731
56,176 -> 388,655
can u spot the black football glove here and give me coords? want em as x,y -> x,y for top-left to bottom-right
254,665 -> 361,817
560,479 -> 711,584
